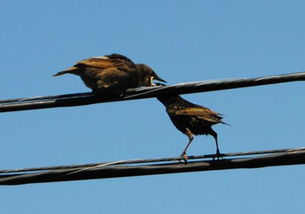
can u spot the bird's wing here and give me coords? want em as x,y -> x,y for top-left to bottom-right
76,54 -> 137,72
55,58 -> 112,76
76,57 -> 114,69
169,107 -> 223,123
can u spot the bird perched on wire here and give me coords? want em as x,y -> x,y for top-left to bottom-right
157,94 -> 227,160
53,53 -> 166,94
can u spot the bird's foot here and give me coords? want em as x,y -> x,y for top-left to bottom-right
212,150 -> 222,161
179,152 -> 188,163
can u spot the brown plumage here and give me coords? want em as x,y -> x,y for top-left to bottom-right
53,53 -> 166,93
157,94 -> 226,160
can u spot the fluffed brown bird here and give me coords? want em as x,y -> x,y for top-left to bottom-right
53,53 -> 166,93
157,94 -> 227,160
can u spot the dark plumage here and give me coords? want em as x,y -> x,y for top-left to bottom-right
157,95 -> 226,160
53,54 -> 166,93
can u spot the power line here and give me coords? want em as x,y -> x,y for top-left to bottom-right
1,147 -> 305,185
1,71 -> 305,113
0,147 -> 302,174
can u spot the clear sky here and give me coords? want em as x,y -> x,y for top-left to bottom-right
1,0 -> 305,213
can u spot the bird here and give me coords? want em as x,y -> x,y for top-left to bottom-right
53,53 -> 166,94
157,94 -> 227,160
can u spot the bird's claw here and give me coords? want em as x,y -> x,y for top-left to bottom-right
213,150 -> 222,160
179,153 -> 188,163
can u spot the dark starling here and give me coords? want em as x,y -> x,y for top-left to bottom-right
157,94 -> 226,160
53,54 -> 166,93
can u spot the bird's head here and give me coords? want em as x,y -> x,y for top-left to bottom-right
135,64 -> 167,86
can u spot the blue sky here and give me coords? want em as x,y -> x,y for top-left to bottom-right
1,0 -> 305,213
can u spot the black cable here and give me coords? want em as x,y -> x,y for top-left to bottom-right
0,92 -> 91,104
1,147 -> 305,185
1,71 -> 305,113
1,147 -> 303,174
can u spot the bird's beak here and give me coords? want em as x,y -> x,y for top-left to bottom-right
153,73 -> 167,83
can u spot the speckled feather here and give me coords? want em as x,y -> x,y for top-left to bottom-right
157,95 -> 225,136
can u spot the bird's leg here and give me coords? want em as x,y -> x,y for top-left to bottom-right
180,129 -> 194,162
210,130 -> 221,160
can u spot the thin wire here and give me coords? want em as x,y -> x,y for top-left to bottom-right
67,147 -> 305,175
1,147 -> 304,174
1,147 -> 305,185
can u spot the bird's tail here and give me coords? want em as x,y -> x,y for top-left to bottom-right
53,66 -> 80,77
215,113 -> 230,126
220,120 -> 230,126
